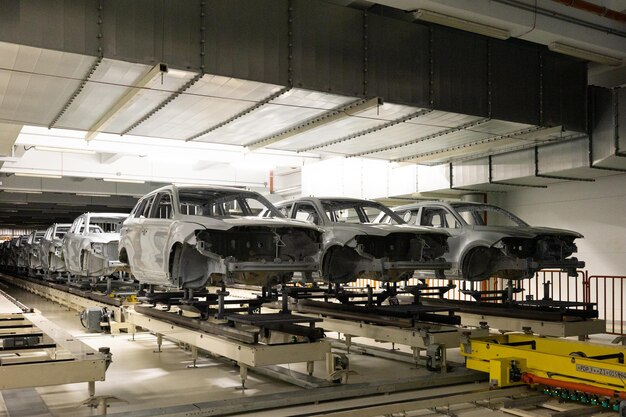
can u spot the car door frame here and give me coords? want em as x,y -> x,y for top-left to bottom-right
140,190 -> 174,281
64,215 -> 86,274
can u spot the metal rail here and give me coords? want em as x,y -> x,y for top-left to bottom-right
103,373 -> 493,417
587,275 -> 626,336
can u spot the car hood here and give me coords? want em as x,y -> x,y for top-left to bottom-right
323,222 -> 450,237
180,215 -> 322,232
469,225 -> 583,239
81,233 -> 121,243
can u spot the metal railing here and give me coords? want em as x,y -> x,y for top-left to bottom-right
587,275 -> 626,336
347,271 -> 626,336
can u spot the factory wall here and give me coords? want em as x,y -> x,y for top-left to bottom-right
498,172 -> 626,277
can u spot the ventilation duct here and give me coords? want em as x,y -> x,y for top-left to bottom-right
590,87 -> 626,171
416,138 -> 613,195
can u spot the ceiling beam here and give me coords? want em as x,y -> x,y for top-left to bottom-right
85,63 -> 166,141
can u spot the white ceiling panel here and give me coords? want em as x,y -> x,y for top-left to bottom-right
131,74 -> 284,140
367,129 -> 490,161
268,103 -> 421,152
0,42 -> 96,126
196,88 -> 354,146
406,110 -> 484,128
469,119 -> 533,135
55,58 -> 150,130
320,121 -> 449,156
105,69 -> 198,134
319,110 -> 485,157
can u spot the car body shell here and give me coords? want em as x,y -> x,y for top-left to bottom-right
39,223 -> 71,273
15,235 -> 31,270
382,201 -> 584,281
26,230 -> 46,272
268,197 -> 450,283
4,237 -> 20,269
119,185 -> 323,289
62,213 -> 128,278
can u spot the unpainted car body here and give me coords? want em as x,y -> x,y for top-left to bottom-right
26,230 -> 46,273
380,201 -> 584,281
268,197 -> 450,284
119,185 -> 323,289
63,213 -> 128,278
0,240 -> 12,268
39,223 -> 71,274
15,235 -> 30,271
4,237 -> 20,269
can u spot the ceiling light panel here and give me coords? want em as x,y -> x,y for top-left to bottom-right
55,59 -> 150,130
320,122 -> 450,155
405,110 -> 485,128
0,42 -> 95,126
268,103 -> 421,152
193,88 -> 355,146
369,129 -> 489,161
130,74 -> 285,140
405,138 -> 524,164
469,119 -> 533,135
103,68 -> 198,134
318,110 -> 485,156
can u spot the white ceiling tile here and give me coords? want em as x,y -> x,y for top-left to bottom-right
195,88 -> 354,146
129,74 -> 285,140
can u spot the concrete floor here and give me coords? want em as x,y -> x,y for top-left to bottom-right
0,283 -> 466,416
0,281 -> 620,417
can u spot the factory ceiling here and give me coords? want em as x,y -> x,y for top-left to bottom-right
0,0 -> 624,227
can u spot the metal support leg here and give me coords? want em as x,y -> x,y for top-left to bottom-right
239,363 -> 248,390
88,381 -> 95,397
216,288 -> 229,319
188,345 -> 198,368
345,334 -> 352,354
97,397 -> 108,415
441,345 -> 447,374
281,288 -> 290,314
412,347 -> 420,366
130,323 -> 136,341
307,361 -> 314,376
325,352 -> 334,379
154,333 -> 162,353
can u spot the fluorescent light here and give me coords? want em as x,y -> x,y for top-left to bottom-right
102,178 -> 145,184
413,9 -> 510,40
76,193 -> 111,197
3,190 -> 43,194
15,173 -> 62,179
548,42 -> 623,66
34,146 -> 96,155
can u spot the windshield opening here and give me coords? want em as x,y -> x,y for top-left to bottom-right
55,226 -> 70,239
88,218 -> 125,233
322,200 -> 403,224
178,189 -> 282,218
452,204 -> 527,227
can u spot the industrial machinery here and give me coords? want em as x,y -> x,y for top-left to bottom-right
462,333 -> 626,414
